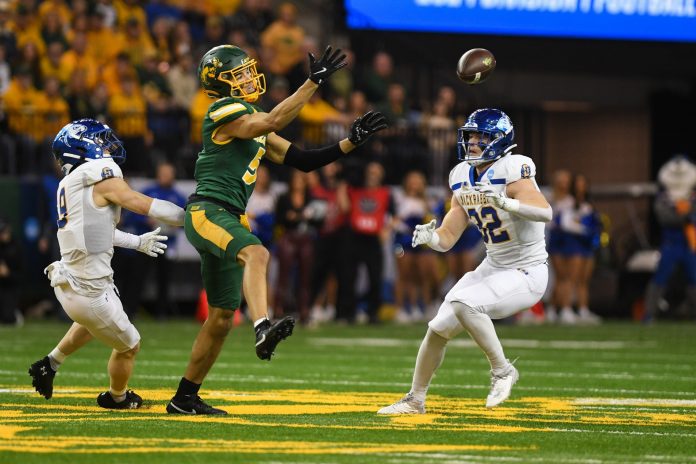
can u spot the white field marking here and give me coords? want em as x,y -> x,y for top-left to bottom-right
573,398 -> 696,407
1,370 -> 695,397
385,453 -> 681,464
546,427 -> 696,438
644,456 -> 696,462
309,337 -> 650,350
0,388 -> 81,394
445,369 -> 696,382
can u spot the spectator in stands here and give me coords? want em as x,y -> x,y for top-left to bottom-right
274,170 -> 318,324
40,75 -> 70,168
328,49 -> 355,102
227,0 -> 275,48
421,99 -> 457,184
0,1 -> 16,63
61,31 -> 98,89
87,9 -> 120,68
65,69 -> 94,120
89,81 -> 110,122
0,216 -> 23,326
298,92 -> 350,147
545,169 -> 573,323
170,20 -> 191,58
37,0 -> 71,28
0,43 -> 10,95
194,15 -> 226,62
96,0 -> 117,29
114,0 -> 147,31
11,6 -> 42,59
150,16 -> 173,63
360,51 -> 394,105
40,41 -> 70,86
260,2 -> 304,78
144,0 -> 182,30
107,75 -> 149,174
103,52 -> 137,96
309,161 -> 345,324
119,16 -> 155,68
40,10 -> 68,50
3,66 -> 41,172
15,41 -> 42,88
337,161 -> 393,324
167,53 -> 197,110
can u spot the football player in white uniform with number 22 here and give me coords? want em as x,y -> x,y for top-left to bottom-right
378,109 -> 552,413
28,119 -> 185,409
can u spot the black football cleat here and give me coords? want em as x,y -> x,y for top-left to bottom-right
28,356 -> 56,399
255,316 -> 295,361
166,394 -> 228,415
97,390 -> 143,409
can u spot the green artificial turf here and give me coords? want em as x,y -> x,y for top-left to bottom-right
1,320 -> 694,463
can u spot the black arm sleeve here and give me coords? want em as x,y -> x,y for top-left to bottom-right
283,143 -> 345,173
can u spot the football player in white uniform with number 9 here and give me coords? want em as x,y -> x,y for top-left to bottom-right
378,109 -> 552,413
28,119 -> 186,409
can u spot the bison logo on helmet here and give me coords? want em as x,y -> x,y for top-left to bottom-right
200,57 -> 222,85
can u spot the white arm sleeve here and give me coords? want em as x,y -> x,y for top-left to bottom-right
148,198 -> 185,226
503,199 -> 553,222
428,231 -> 448,252
113,229 -> 140,249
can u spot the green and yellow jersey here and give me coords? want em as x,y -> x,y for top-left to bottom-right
194,96 -> 267,212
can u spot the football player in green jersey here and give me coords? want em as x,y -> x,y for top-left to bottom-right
166,44 -> 387,415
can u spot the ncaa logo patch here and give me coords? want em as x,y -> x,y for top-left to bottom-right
101,167 -> 114,180
521,164 -> 531,179
487,169 -> 495,179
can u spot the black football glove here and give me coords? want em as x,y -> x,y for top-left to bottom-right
308,46 -> 347,85
348,111 -> 388,146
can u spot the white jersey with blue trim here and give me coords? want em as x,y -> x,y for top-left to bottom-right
55,159 -> 123,296
449,154 -> 547,268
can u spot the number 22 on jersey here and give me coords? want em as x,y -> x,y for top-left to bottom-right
242,146 -> 266,185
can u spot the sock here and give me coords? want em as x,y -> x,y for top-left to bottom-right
110,388 -> 127,403
175,377 -> 201,399
48,348 -> 66,371
452,301 -> 508,372
410,329 -> 447,403
254,318 -> 270,334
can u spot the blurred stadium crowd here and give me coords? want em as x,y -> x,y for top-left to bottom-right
0,0 -> 693,327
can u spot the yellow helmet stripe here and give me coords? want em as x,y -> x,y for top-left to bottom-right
209,103 -> 247,122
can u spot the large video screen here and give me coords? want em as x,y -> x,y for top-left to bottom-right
346,0 -> 696,42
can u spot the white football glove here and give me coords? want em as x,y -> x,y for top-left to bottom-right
474,182 -> 519,212
412,219 -> 437,248
136,227 -> 168,257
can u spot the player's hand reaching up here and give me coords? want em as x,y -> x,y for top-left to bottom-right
308,46 -> 347,85
137,227 -> 168,257
349,111 -> 388,146
412,219 -> 437,248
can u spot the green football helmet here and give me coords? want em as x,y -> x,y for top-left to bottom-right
198,45 -> 266,102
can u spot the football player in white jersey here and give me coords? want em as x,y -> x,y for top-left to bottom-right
378,109 -> 552,413
28,119 -> 186,409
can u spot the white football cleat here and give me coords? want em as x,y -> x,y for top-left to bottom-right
486,363 -> 519,408
377,393 -> 425,414
577,307 -> 602,325
559,307 -> 578,325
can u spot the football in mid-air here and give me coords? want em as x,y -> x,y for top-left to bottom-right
456,48 -> 496,85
